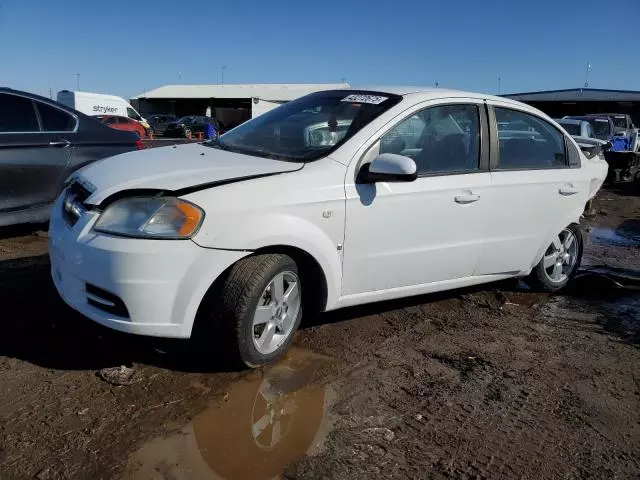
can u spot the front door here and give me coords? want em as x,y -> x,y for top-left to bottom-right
342,102 -> 492,297
0,93 -> 72,215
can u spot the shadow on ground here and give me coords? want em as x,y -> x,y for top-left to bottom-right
1,250 -> 638,373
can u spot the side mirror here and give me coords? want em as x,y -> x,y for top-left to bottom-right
359,153 -> 418,183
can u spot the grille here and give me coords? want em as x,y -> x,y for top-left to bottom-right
85,283 -> 130,318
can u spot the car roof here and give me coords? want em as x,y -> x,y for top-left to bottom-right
349,85 -> 527,107
555,118 -> 584,125
567,115 -> 610,121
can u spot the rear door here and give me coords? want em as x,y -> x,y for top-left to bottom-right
0,93 -> 73,216
475,103 -> 590,276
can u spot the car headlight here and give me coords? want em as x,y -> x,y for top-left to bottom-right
94,197 -> 204,239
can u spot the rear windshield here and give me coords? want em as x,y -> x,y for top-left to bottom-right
559,122 -> 581,136
611,116 -> 627,128
569,117 -> 610,140
212,90 -> 402,162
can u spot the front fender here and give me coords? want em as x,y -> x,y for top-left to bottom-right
192,213 -> 343,310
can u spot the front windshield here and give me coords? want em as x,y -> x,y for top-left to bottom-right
213,90 -> 402,161
177,116 -> 195,123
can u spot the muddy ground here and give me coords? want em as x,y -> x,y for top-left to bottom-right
0,184 -> 638,480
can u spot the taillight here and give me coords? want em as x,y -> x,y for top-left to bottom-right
135,139 -> 144,150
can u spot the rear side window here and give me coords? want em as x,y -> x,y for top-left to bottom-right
495,108 -> 566,169
0,93 -> 40,132
104,117 -> 118,125
37,102 -> 76,131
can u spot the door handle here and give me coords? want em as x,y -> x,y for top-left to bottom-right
559,185 -> 579,196
455,194 -> 481,204
49,140 -> 71,148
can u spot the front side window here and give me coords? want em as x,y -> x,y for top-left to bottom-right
0,93 -> 39,132
213,90 -> 402,162
37,102 -> 76,131
380,104 -> 480,174
495,108 -> 566,169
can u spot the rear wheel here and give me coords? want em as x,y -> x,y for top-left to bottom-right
526,224 -> 583,292
184,128 -> 192,138
213,254 -> 303,368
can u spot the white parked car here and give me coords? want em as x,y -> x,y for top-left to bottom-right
49,88 -> 608,367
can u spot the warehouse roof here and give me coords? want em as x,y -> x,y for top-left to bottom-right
504,88 -> 640,102
132,83 -> 351,101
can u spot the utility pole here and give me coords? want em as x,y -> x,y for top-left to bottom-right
49,88 -> 52,99
584,62 -> 591,88
221,65 -> 227,85
498,76 -> 501,95
76,73 -> 80,90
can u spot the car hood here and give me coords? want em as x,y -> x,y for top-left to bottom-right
77,142 -> 302,205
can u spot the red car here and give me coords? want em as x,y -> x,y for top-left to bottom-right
96,115 -> 146,138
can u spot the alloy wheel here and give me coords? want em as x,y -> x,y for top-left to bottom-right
252,271 -> 301,355
542,228 -> 578,283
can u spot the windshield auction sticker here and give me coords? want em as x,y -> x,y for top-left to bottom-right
341,94 -> 388,104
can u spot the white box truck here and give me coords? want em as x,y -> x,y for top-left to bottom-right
57,90 -> 150,130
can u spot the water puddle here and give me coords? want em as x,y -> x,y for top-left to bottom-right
589,226 -> 640,248
125,348 -> 334,480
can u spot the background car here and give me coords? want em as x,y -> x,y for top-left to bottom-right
146,114 -> 177,136
563,115 -> 616,142
96,115 -> 146,138
555,118 -> 608,153
164,115 -> 220,138
0,88 -> 142,227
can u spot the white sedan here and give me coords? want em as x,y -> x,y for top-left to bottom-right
49,87 -> 608,367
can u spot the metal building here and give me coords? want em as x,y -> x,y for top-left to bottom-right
131,83 -> 350,130
503,88 -> 640,123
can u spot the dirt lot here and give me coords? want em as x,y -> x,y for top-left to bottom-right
0,184 -> 638,480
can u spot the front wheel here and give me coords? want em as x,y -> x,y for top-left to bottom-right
526,224 -> 583,292
213,254 -> 303,368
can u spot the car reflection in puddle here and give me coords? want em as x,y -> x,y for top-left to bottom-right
125,348 -> 334,480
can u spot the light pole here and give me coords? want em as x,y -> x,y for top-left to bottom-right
498,76 -> 501,95
221,65 -> 227,85
76,73 -> 80,90
584,62 -> 591,88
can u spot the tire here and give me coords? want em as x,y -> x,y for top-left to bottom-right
213,254 -> 303,368
184,128 -> 192,138
526,224 -> 583,292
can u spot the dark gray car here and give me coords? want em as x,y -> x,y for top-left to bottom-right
0,88 -> 141,227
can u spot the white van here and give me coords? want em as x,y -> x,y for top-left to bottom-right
57,90 -> 150,130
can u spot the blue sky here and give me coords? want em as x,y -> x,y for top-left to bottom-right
1,0 -> 638,100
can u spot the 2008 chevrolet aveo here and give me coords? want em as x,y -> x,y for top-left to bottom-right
49,88 -> 608,367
